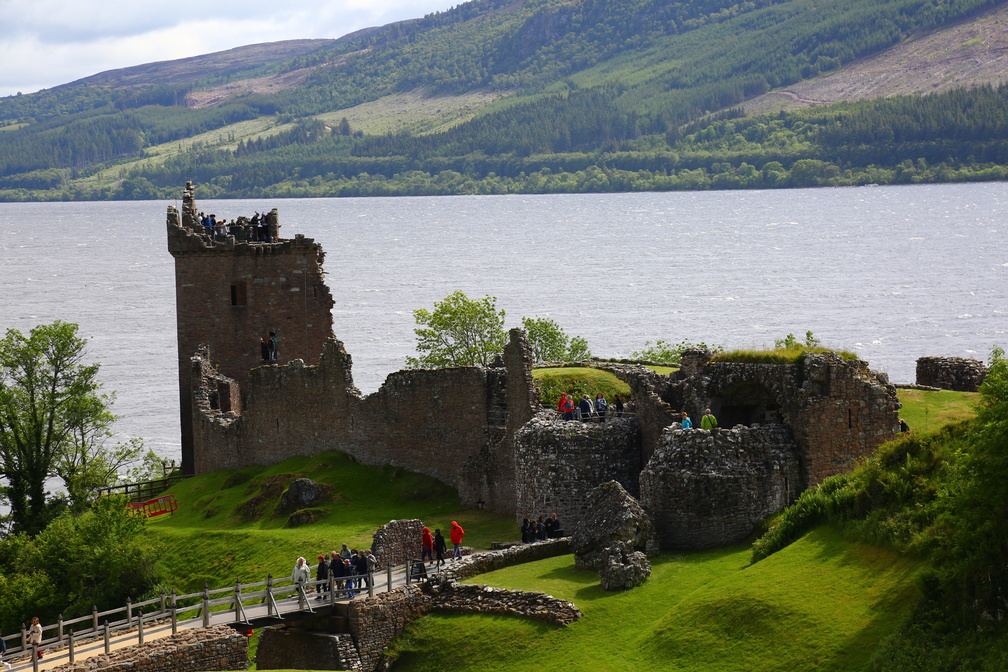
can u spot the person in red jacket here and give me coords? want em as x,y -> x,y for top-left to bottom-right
450,520 -> 465,560
421,526 -> 434,566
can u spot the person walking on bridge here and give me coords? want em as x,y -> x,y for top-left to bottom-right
291,556 -> 310,601
450,521 -> 465,560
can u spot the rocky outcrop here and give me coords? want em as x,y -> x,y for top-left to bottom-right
279,478 -> 330,513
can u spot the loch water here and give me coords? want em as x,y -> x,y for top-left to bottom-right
1,182 -> 1006,464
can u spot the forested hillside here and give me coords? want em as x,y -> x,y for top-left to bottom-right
0,0 -> 1006,201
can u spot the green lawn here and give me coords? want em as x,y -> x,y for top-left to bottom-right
146,452 -> 515,592
387,527 -> 922,672
896,388 -> 977,434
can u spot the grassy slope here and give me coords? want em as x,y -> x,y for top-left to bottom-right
897,388 -> 977,433
388,527 -> 922,672
146,452 -> 515,593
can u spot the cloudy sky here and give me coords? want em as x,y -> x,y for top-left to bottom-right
0,0 -> 456,97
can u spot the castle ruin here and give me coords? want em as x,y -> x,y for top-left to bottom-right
167,186 -> 902,549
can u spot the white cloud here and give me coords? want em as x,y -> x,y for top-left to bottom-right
0,0 -> 455,97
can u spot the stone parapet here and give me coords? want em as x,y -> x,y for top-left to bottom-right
48,625 -> 246,672
916,356 -> 987,392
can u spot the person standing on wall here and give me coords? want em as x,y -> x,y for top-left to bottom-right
450,521 -> 465,560
701,408 -> 718,430
681,411 -> 693,429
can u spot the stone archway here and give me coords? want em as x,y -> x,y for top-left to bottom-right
712,380 -> 781,429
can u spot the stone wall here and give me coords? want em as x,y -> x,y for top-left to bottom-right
370,519 -> 424,571
640,424 -> 799,549
513,413 -> 641,530
256,627 -> 362,671
49,626 -> 246,672
916,356 -> 987,392
189,331 -> 535,512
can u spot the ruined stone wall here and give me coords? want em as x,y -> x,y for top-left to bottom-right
49,626 -> 246,672
640,424 -> 799,549
167,189 -> 334,473
191,332 -> 535,513
513,413 -> 641,530
916,356 -> 987,392
370,519 -> 424,571
256,627 -> 362,671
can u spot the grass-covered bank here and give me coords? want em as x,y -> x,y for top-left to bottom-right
387,528 -> 922,671
147,452 -> 515,592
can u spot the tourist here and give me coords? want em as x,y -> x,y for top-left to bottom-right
433,529 -> 447,569
269,331 -> 278,361
365,549 -> 377,585
340,544 -> 351,560
545,512 -> 561,538
260,336 -> 270,363
421,526 -> 434,566
701,408 -> 718,430
351,549 -> 367,588
579,394 -> 594,421
342,558 -> 356,598
450,521 -> 465,560
536,515 -> 547,541
315,554 -> 329,600
595,393 -> 608,422
291,557 -> 310,599
680,411 -> 692,429
614,395 -> 624,418
899,418 -> 910,433
28,617 -> 43,660
557,393 -> 567,415
562,394 -> 575,421
520,517 -> 533,543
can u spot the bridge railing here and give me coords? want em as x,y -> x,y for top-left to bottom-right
2,564 -> 396,669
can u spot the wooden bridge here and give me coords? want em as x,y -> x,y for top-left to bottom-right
2,562 -> 424,672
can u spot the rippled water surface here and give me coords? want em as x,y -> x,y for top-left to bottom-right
2,183 -> 1006,464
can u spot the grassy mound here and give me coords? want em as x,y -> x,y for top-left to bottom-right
146,451 -> 515,592
533,366 -> 631,409
386,527 -> 922,671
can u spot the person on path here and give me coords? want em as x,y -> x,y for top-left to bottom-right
562,394 -> 575,421
434,529 -> 448,569
701,408 -> 718,430
681,411 -> 692,429
450,521 -> 465,560
364,549 -> 377,586
291,556 -> 310,600
536,515 -> 547,541
314,554 -> 329,600
614,395 -> 624,418
579,394 -> 594,421
421,526 -> 435,566
28,617 -> 43,660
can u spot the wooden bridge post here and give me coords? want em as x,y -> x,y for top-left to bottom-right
160,588 -> 167,616
69,630 -> 75,664
387,564 -> 393,591
103,620 -> 110,654
31,642 -> 37,672
328,573 -> 335,606
266,574 -> 274,617
20,623 -> 26,651
126,596 -> 133,621
202,583 -> 211,628
138,610 -> 144,646
92,605 -> 98,632
368,570 -> 374,598
234,580 -> 242,622
58,613 -> 64,643
171,590 -> 178,635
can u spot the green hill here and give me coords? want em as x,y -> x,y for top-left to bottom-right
2,0 -> 1008,200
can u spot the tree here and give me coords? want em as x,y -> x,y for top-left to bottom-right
0,321 -> 128,535
631,338 -> 719,364
406,291 -> 507,368
521,316 -> 591,364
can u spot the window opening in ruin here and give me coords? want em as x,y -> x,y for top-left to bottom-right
716,381 -> 780,428
230,282 -> 247,307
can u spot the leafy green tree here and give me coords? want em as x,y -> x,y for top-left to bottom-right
406,291 -> 507,368
521,316 -> 591,364
0,321 -> 133,535
631,338 -> 719,364
774,330 -> 821,349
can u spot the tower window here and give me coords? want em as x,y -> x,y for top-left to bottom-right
230,282 -> 247,306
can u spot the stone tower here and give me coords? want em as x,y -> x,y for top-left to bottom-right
166,182 -> 334,473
